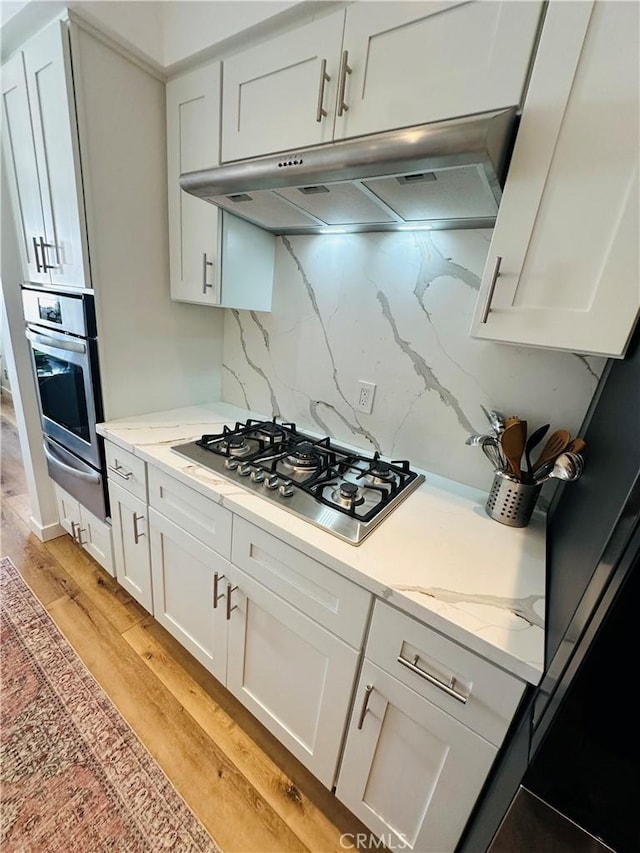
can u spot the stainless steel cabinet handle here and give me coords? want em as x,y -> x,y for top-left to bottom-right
337,50 -> 351,117
357,684 -> 374,729
315,58 -> 330,123
226,582 -> 238,620
33,236 -> 43,273
213,572 -> 225,608
202,253 -> 214,293
70,520 -> 79,542
480,255 -> 502,324
132,513 -> 145,544
107,463 -> 132,480
76,527 -> 86,546
39,236 -> 57,271
396,654 -> 468,704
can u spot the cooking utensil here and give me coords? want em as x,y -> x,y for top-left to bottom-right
531,429 -> 571,474
465,432 -> 494,446
523,423 -> 550,482
566,437 -> 586,454
480,435 -> 505,470
534,451 -> 584,484
499,420 -> 528,481
504,415 -> 522,429
545,451 -> 584,482
480,406 -> 506,435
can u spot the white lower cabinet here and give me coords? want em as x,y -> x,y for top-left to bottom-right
149,508 -> 228,683
54,484 -> 113,575
336,661 -> 497,853
225,562 -> 360,788
108,478 -> 152,612
102,457 -> 527,843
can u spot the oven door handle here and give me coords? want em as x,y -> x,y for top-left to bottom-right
26,328 -> 86,354
43,440 -> 101,483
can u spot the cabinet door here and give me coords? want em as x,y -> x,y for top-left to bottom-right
54,484 -> 81,537
78,504 -> 114,577
166,62 -> 221,305
226,564 -> 359,787
336,661 -> 497,853
335,1 -> 543,141
108,479 -> 152,612
23,19 -> 90,289
1,52 -> 50,285
149,508 -> 228,683
470,1 -> 640,357
221,11 -> 345,162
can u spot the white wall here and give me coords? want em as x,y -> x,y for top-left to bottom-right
1,1 -> 309,70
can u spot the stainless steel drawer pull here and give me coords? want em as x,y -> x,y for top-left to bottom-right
202,253 -> 214,293
316,58 -> 330,123
337,50 -> 351,117
397,654 -> 468,704
133,513 -> 145,544
357,684 -> 374,730
480,255 -> 502,324
108,463 -> 132,480
213,572 -> 225,608
226,583 -> 238,621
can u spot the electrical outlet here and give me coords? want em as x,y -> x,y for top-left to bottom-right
357,381 -> 376,414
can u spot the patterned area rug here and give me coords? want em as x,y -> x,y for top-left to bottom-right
0,556 -> 222,852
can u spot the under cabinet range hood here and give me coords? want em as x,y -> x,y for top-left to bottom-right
180,108 -> 517,235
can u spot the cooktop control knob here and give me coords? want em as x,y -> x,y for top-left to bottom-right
250,468 -> 265,483
278,480 -> 294,497
265,474 -> 280,490
225,457 -> 240,470
238,462 -> 252,476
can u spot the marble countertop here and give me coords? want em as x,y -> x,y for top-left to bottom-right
97,402 -> 546,684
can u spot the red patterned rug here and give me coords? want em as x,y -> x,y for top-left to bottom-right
0,556 -> 221,852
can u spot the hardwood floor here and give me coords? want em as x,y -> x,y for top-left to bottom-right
0,392 -> 370,853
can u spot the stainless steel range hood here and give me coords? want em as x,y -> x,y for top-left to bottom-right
180,108 -> 517,235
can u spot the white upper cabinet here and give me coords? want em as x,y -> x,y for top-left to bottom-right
470,1 -> 640,358
221,1 -> 543,163
166,62 -> 276,309
1,19 -> 90,289
334,1 -> 543,141
166,61 -> 221,305
221,11 -> 344,163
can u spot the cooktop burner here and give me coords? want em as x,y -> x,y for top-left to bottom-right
171,419 -> 424,545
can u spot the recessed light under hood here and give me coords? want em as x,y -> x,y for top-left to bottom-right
180,108 -> 517,235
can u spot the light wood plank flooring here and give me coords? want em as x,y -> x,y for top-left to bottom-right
0,392 -> 370,853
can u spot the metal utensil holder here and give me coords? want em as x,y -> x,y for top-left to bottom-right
486,471 -> 542,528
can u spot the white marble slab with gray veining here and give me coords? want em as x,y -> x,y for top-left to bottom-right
98,401 -> 547,685
222,230 -> 604,492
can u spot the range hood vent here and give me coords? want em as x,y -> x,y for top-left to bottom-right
180,108 -> 517,235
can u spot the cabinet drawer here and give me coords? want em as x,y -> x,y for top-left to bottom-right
231,517 -> 372,648
105,442 -> 147,502
148,466 -> 232,560
366,601 -> 526,746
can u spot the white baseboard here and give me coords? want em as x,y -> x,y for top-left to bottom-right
30,518 -> 66,542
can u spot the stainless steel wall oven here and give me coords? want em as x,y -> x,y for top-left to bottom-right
22,286 -> 109,520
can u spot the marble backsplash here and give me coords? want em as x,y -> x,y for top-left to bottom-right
221,230 -> 605,491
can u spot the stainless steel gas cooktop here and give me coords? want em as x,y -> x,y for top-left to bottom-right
171,419 -> 424,545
